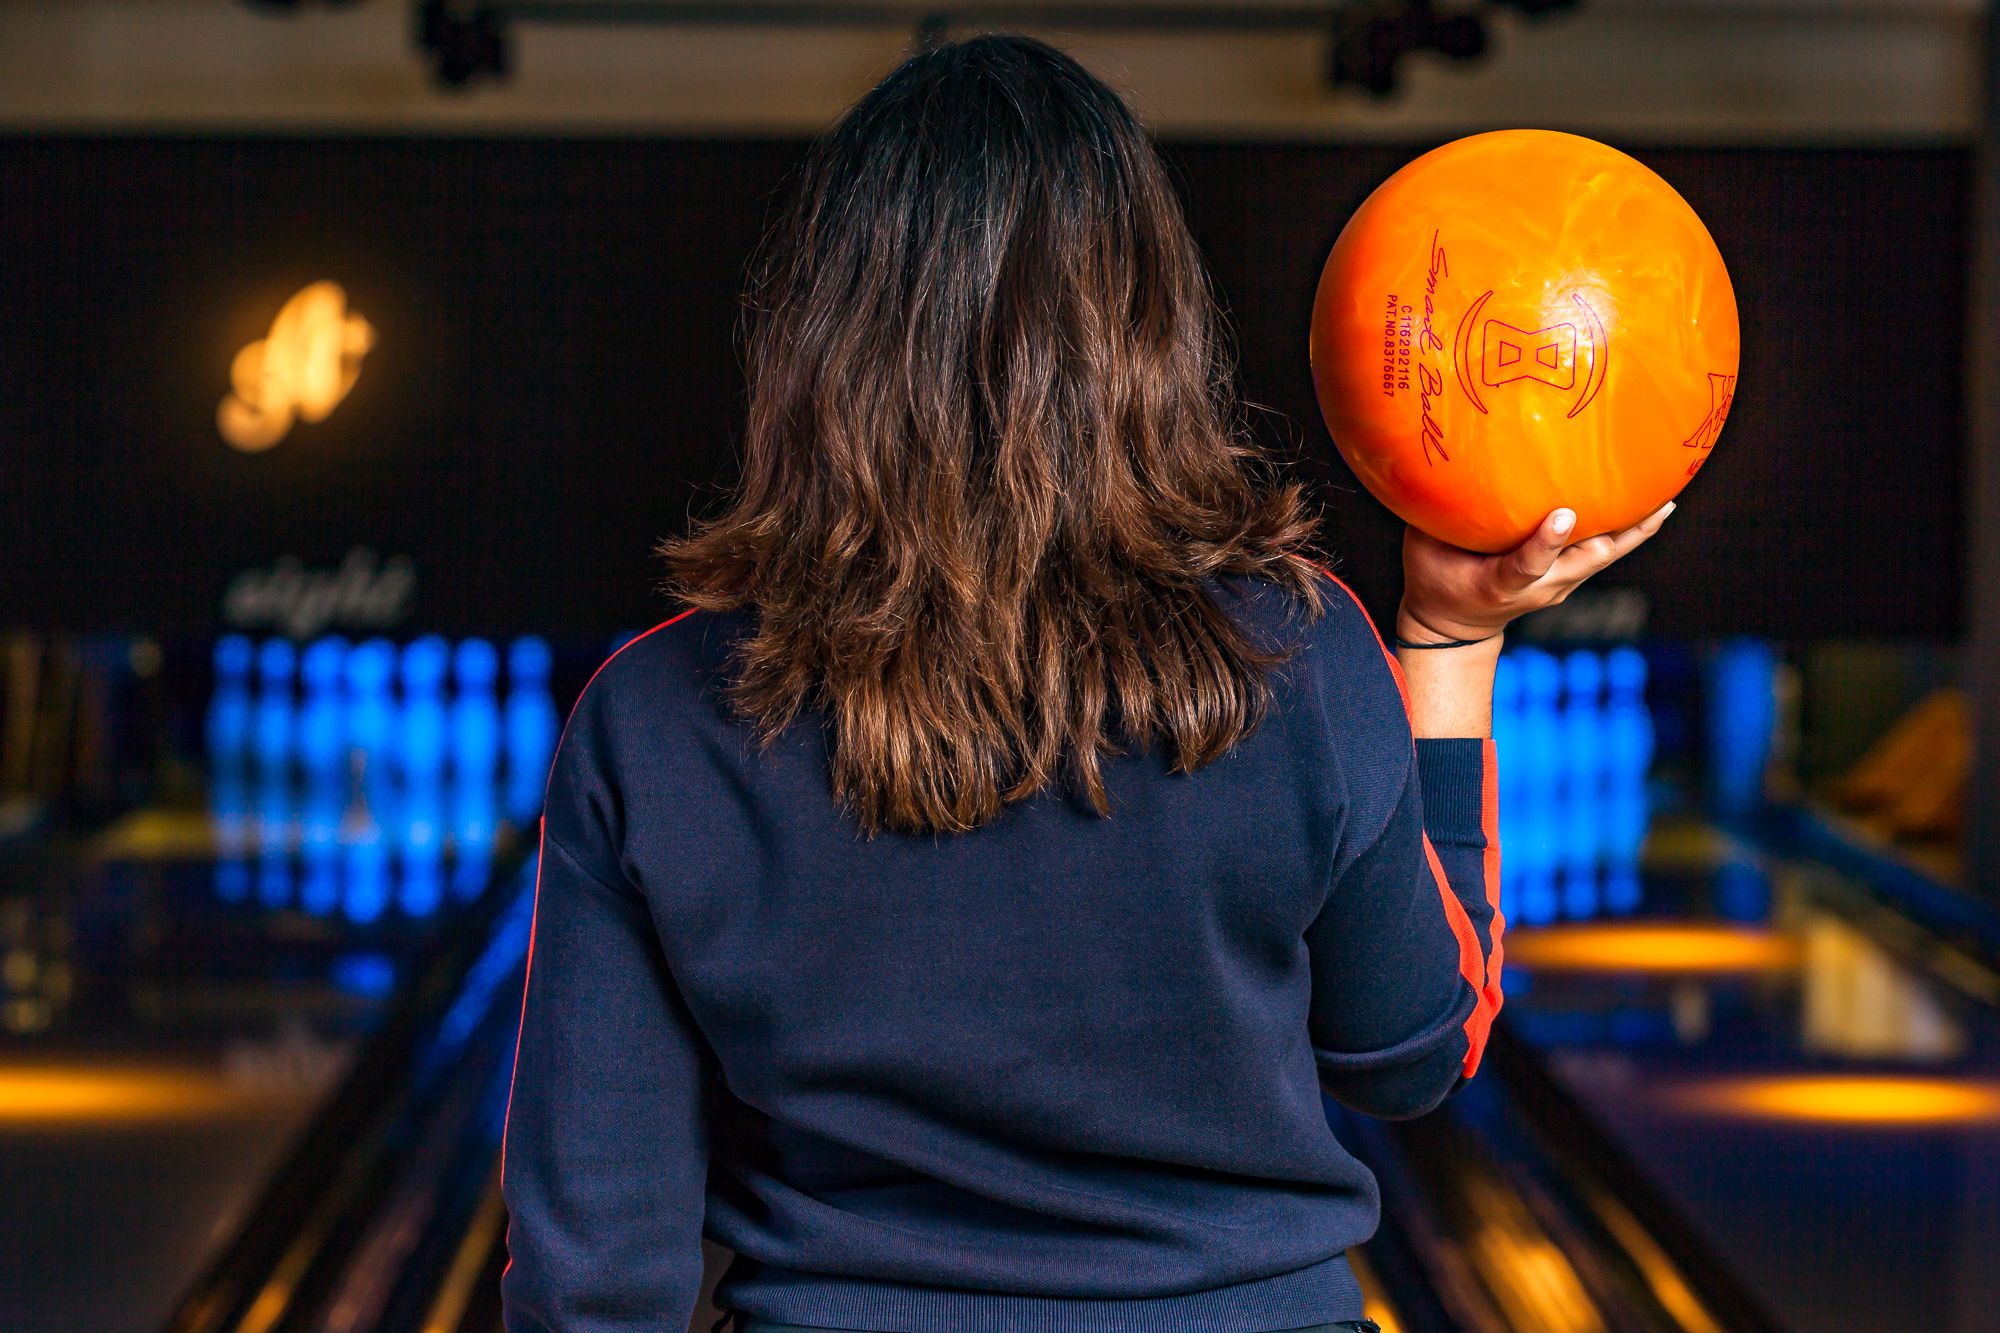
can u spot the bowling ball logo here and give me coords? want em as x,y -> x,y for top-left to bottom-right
1452,288 -> 1608,420
1309,130 -> 1740,554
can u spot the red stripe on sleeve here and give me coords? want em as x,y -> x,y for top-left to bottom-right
497,610 -> 698,1191
1423,833 -> 1486,999
496,814 -> 546,1280
1478,737 -> 1506,1030
499,815 -> 546,1197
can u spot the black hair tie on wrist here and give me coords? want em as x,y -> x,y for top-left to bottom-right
1393,632 -> 1497,650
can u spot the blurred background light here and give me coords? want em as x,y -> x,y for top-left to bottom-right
1506,922 -> 1802,975
1675,1075 -> 2000,1128
217,280 -> 375,452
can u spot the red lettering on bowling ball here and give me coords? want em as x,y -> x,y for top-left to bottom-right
1417,364 -> 1448,464
1416,232 -> 1449,464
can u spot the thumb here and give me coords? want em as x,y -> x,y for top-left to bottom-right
1499,509 -> 1575,591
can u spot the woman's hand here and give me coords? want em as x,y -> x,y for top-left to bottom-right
1390,502 -> 1675,739
1396,502 -> 1676,647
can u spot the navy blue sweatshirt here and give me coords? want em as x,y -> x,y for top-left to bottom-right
500,571 -> 1503,1332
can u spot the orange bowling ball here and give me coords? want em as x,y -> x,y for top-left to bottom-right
1309,129 -> 1739,554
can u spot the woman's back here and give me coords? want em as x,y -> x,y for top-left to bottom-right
502,573 -> 1499,1330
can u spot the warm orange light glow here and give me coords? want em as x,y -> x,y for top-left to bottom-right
218,280 -> 375,452
1676,1075 -> 2000,1127
0,1066 -> 245,1123
1584,1186 -> 1724,1333
1460,1172 -> 1604,1333
1347,1248 -> 1407,1333
1505,923 -> 1802,975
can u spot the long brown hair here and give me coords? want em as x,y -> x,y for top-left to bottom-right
661,33 -> 1326,835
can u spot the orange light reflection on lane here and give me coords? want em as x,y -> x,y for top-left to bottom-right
1674,1075 -> 2000,1127
1505,923 -> 1802,975
0,1066 -> 259,1124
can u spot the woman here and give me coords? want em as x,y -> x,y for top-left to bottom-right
500,33 -> 1668,1333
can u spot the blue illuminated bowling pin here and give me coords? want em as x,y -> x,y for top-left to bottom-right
1490,652 -> 1525,906
252,638 -> 297,780
1603,646 -> 1652,914
209,636 -> 255,902
256,766 -> 294,909
344,823 -> 390,924
211,768 -> 252,902
1604,647 -> 1654,775
399,636 -> 451,789
256,849 -> 294,908
1706,639 -> 1777,820
451,639 -> 502,899
399,796 -> 445,918
298,637 -> 349,780
299,768 -> 343,918
452,640 -> 501,783
451,797 -> 496,902
1514,648 -> 1562,926
295,638 -> 348,916
388,636 -> 449,916
505,636 -> 560,821
251,639 -> 300,875
1559,650 -> 1605,919
345,638 -> 399,801
207,635 -> 254,774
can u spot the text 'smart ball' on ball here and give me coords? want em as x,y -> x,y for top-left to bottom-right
1309,129 -> 1740,554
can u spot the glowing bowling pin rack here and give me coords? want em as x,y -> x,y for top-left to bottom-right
206,633 -> 560,922
1491,643 -> 1655,926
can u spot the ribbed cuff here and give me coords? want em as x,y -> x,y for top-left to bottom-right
718,1252 -> 1364,1332
1415,738 -> 1491,849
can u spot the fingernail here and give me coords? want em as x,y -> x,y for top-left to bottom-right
1662,502 -> 1678,518
1552,509 -> 1576,536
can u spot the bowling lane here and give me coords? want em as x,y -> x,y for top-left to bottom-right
1488,643 -> 2000,1333
132,630 -> 1997,1333
1501,831 -> 2000,1333
0,632 -> 558,1332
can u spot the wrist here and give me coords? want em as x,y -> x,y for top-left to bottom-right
1393,618 -> 1501,739
1395,602 -> 1507,652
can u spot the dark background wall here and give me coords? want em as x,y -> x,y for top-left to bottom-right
0,137 -> 1970,639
